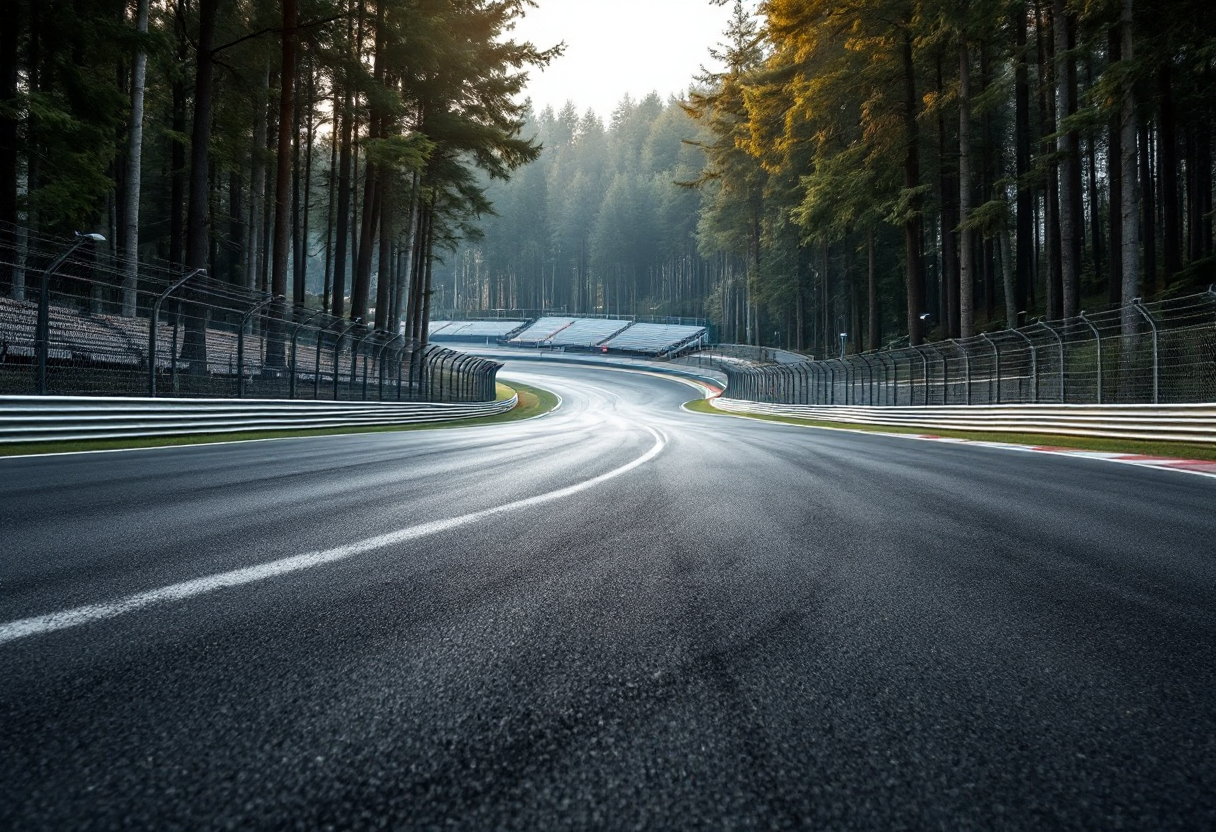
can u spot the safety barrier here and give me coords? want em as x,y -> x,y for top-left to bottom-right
0,230 -> 502,403
713,290 -> 1216,407
0,393 -> 517,444
709,398 -> 1216,444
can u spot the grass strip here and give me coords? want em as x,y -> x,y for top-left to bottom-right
683,396 -> 1216,461
0,382 -> 560,457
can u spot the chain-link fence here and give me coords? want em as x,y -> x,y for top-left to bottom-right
0,229 -> 501,402
712,290 -> 1216,407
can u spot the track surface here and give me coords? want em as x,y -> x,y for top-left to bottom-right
2,362 -> 1214,830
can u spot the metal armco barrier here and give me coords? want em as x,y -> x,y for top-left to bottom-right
0,394 -> 517,444
710,398 -> 1216,445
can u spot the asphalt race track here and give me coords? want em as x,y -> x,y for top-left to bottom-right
2,361 -> 1214,830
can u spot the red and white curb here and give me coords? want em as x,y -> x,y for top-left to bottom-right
701,397 -> 1216,481
855,432 -> 1216,480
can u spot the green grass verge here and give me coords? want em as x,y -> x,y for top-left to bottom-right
684,396 -> 1216,461
0,382 -> 561,457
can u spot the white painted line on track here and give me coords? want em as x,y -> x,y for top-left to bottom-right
0,424 -> 667,645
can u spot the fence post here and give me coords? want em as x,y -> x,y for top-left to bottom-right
1077,311 -> 1102,404
1037,320 -> 1066,403
373,333 -> 404,402
289,308 -> 325,400
1010,328 -> 1038,403
352,328 -> 374,399
889,353 -> 899,406
951,340 -> 972,405
333,319 -> 361,400
856,355 -> 875,405
876,353 -> 891,406
1130,299 -> 1159,404
980,333 -> 1001,404
148,268 -> 203,396
912,346 -> 929,406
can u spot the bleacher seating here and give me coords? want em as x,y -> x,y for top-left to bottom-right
428,319 -> 526,341
508,317 -> 577,345
602,323 -> 707,356
547,318 -> 631,348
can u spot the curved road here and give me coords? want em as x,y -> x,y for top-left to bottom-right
2,362 -> 1214,830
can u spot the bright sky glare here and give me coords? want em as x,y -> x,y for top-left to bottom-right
509,0 -> 741,122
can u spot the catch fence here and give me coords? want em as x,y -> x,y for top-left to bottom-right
0,229 -> 501,402
716,290 -> 1216,407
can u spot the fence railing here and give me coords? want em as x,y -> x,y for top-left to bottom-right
714,290 -> 1216,407
0,230 -> 501,402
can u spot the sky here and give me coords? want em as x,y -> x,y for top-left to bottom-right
508,0 -> 742,122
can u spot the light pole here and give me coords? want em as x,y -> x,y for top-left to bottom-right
373,333 -> 404,401
288,307 -> 327,399
236,293 -> 281,398
149,268 -> 205,396
352,327 -> 376,399
333,318 -> 362,400
37,232 -> 105,394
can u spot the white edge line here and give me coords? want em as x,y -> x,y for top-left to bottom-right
0,425 -> 666,645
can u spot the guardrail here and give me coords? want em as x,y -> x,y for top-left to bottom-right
0,394 -> 518,444
709,398 -> 1216,445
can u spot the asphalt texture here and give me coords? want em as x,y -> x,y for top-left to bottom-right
2,361 -> 1215,831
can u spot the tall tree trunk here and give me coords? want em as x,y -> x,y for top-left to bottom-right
902,29 -> 927,345
1139,121 -> 1156,293
121,0 -> 149,317
332,83 -> 353,319
958,35 -> 975,339
181,0 -> 219,370
267,0 -> 297,368
867,228 -> 879,351
322,105 -> 339,314
980,40 -> 997,321
1087,112 -> 1103,288
228,170 -> 243,283
245,62 -> 269,290
1119,0 -> 1139,316
299,60 -> 316,306
1,0 -> 21,294
1107,24 -> 1123,306
1036,0 -> 1062,319
169,0 -> 188,269
937,55 -> 960,338
291,47 -> 305,307
1054,0 -> 1078,318
1157,63 -> 1181,283
374,191 -> 392,331
1014,0 -> 1033,325
391,170 -> 419,334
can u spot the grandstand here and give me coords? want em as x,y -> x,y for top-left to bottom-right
547,318 -> 631,348
602,323 -> 707,356
507,317 -> 577,345
428,319 -> 527,342
0,296 -> 332,379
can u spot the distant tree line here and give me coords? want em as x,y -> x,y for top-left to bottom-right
3,0 -> 1213,354
461,0 -> 1214,351
1,0 -> 554,366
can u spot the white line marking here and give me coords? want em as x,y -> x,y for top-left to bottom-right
0,425 -> 667,645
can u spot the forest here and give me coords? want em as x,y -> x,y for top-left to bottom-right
2,0 -> 1214,354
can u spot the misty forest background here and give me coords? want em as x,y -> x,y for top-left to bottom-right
2,0 -> 1214,356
